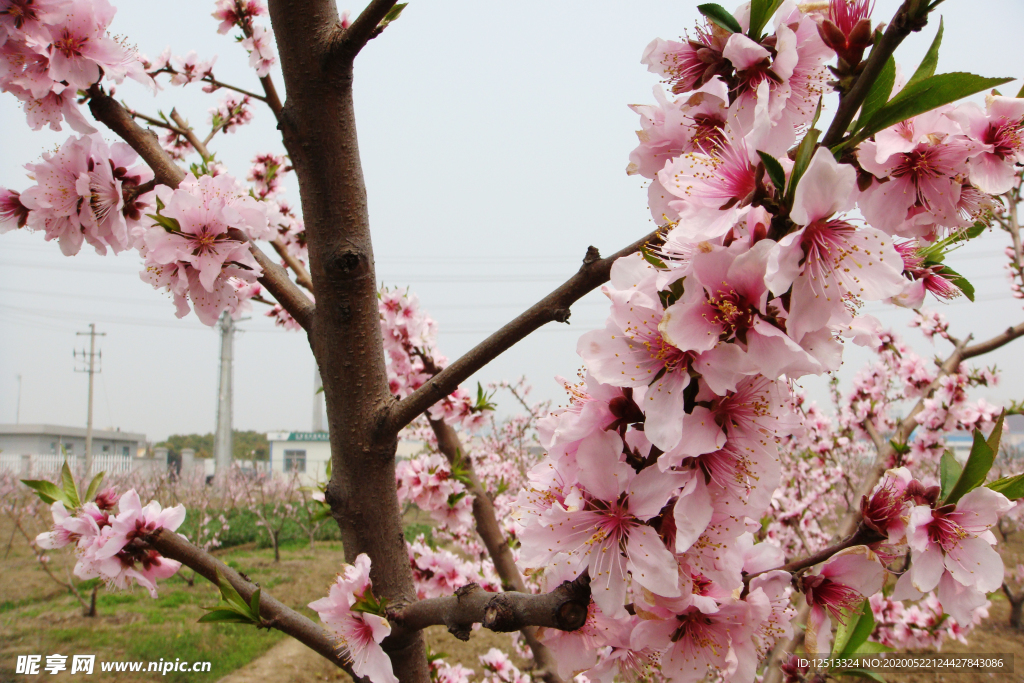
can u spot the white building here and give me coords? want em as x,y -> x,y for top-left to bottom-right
0,424 -> 152,477
266,431 -> 423,485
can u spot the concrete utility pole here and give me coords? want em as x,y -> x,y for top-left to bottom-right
74,324 -> 105,474
313,367 -> 324,432
214,312 -> 235,476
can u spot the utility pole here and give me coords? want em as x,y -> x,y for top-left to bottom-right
15,374 -> 21,424
214,312 -> 235,476
313,367 -> 324,432
74,324 -> 105,474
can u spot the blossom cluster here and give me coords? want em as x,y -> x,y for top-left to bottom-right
138,171 -> 272,324
868,591 -> 987,651
1,132 -> 152,256
408,536 -> 500,600
36,488 -> 185,598
0,0 -> 147,133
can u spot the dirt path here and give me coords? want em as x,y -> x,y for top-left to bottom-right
217,637 -> 349,683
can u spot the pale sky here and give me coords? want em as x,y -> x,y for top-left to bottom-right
2,1 -> 1023,442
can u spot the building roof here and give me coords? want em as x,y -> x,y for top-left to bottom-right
0,424 -> 146,441
267,431 -> 330,442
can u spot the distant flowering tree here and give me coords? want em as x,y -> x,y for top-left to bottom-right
7,1 -> 1024,682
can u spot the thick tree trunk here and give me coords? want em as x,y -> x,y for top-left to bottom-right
265,2 -> 427,681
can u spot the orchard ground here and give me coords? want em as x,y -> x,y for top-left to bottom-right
1,510 -> 1022,683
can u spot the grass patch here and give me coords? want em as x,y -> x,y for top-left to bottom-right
123,623 -> 282,682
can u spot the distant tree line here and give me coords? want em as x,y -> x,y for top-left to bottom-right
155,431 -> 269,461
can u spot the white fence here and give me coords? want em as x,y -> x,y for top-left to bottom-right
0,453 -> 134,478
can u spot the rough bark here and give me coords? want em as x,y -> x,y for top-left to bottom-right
263,1 -> 427,680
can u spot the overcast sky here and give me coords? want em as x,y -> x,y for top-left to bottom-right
2,0 -> 1023,443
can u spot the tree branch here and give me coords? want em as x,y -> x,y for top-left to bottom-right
169,109 -> 212,161
821,0 -> 931,148
428,417 -> 562,682
389,573 -> 591,640
271,238 -> 314,291
383,230 -> 661,436
143,528 -> 355,677
88,89 -> 315,330
330,0 -> 399,62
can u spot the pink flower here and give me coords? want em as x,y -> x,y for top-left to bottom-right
169,50 -> 216,86
46,0 -> 126,89
309,554 -> 398,683
212,0 -> 266,34
894,487 -> 1012,623
952,95 -> 1024,195
803,546 -> 886,654
0,186 -> 30,230
767,147 -> 905,341
241,23 -> 275,76
518,429 -> 685,616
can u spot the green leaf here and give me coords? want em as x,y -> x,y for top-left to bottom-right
84,472 -> 105,503
833,599 -> 874,660
831,601 -> 863,658
944,421 -> 1000,505
216,572 -> 252,615
747,0 -> 784,39
145,213 -> 182,233
249,587 -> 261,620
852,641 -> 894,655
61,461 -> 81,509
939,449 -> 962,501
641,245 -> 667,270
197,609 -> 258,624
855,72 -> 1013,144
659,278 -> 686,310
381,2 -> 407,24
858,56 -> 896,131
905,17 -> 943,90
1017,81 -> 1024,98
987,473 -> 1024,499
786,128 -> 821,204
697,3 -> 742,33
986,409 -> 1006,454
935,264 -> 975,301
22,479 -> 68,507
835,669 -> 887,683
757,151 -> 786,195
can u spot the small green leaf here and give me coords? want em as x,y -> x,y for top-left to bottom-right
641,246 -> 667,270
1016,81 -> 1024,98
84,472 -> 105,503
832,599 -> 873,660
944,422 -> 999,505
786,128 -> 821,204
934,264 -> 975,301
22,479 -> 67,507
852,641 -> 894,655
835,669 -> 887,683
757,151 -> 786,195
198,609 -> 257,624
61,461 -> 81,509
855,72 -> 1013,144
381,2 -> 407,24
858,56 -> 896,131
747,0 -> 784,39
939,449 -> 962,501
145,213 -> 182,233
987,473 -> 1024,499
249,587 -> 261,620
905,18 -> 943,90
986,409 -> 1006,454
697,3 -> 742,33
838,599 -> 875,659
659,277 -> 686,309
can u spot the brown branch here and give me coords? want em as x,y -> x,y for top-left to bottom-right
88,87 -> 186,187
271,238 -> 314,291
169,109 -> 212,161
143,528 -> 355,677
744,524 -> 883,585
202,75 -> 269,103
329,0 -> 399,61
383,231 -> 661,436
88,89 -> 315,331
428,418 -> 562,682
961,323 -> 1024,360
389,573 -> 591,640
126,108 -> 188,135
821,0 -> 931,148
248,238 -> 316,330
